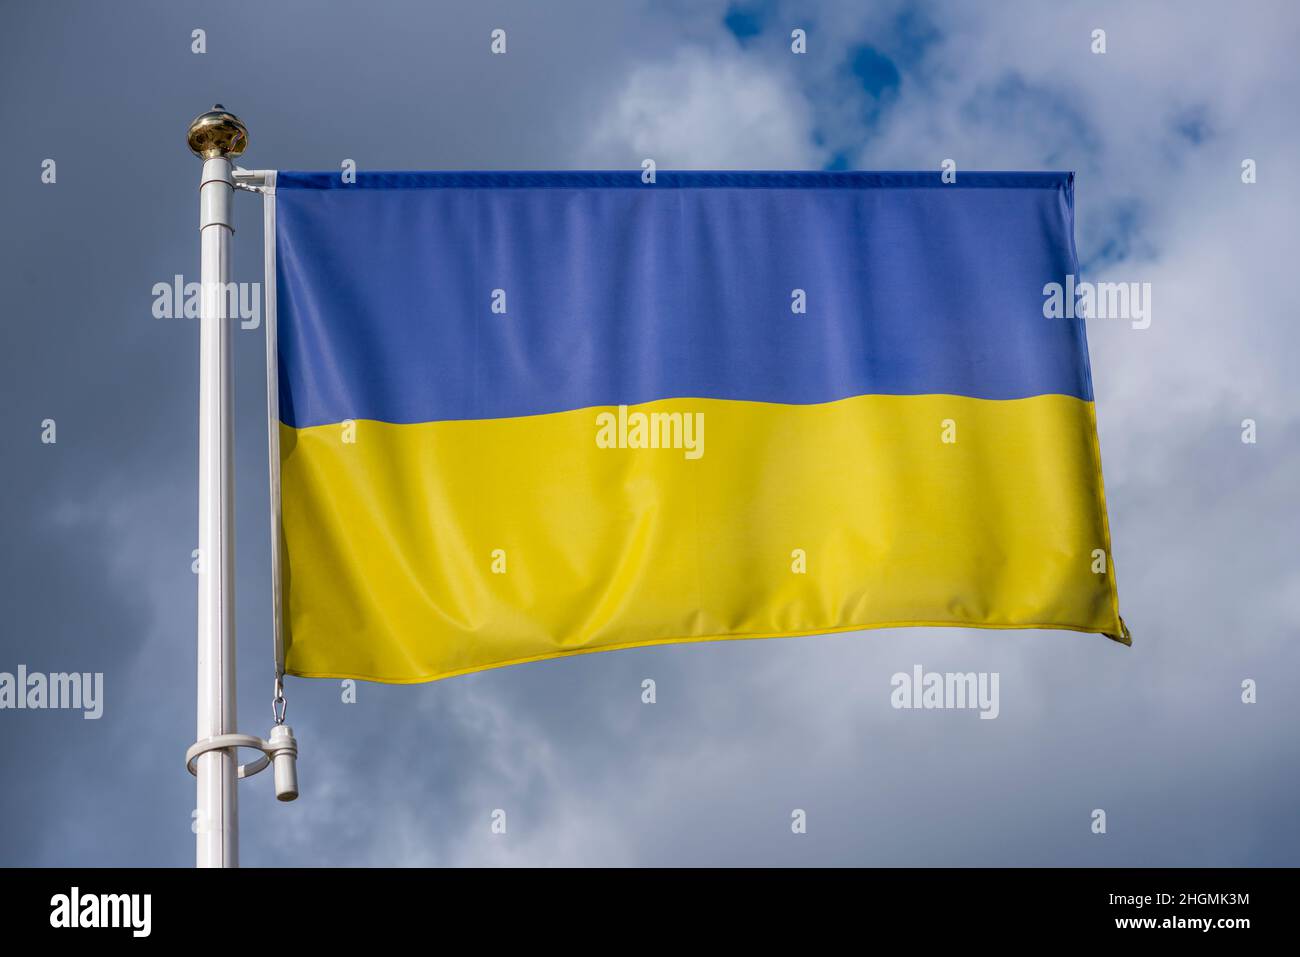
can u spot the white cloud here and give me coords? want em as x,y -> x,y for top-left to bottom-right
584,46 -> 825,169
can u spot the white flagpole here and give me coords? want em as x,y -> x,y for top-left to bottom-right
187,105 -> 248,868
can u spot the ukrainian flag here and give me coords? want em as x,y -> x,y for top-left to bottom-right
272,171 -> 1126,684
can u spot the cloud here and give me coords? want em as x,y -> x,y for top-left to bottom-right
584,46 -> 825,168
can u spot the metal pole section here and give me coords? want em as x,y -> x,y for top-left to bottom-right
187,106 -> 249,868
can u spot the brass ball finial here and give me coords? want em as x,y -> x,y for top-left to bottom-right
187,104 -> 248,160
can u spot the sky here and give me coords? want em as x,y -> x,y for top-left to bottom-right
1,0 -> 1297,866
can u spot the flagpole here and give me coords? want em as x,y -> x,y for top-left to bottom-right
187,105 -> 248,868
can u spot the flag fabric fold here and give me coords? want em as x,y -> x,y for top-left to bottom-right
273,170 -> 1126,684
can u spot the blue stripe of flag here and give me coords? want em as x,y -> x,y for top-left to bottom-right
275,172 -> 1090,428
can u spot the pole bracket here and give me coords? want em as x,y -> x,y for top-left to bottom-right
186,726 -> 300,801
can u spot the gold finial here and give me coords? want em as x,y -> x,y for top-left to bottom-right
187,104 -> 248,160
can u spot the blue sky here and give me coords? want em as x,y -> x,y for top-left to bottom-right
1,0 -> 1297,865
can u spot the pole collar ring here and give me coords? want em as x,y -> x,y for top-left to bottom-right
185,732 -> 296,780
